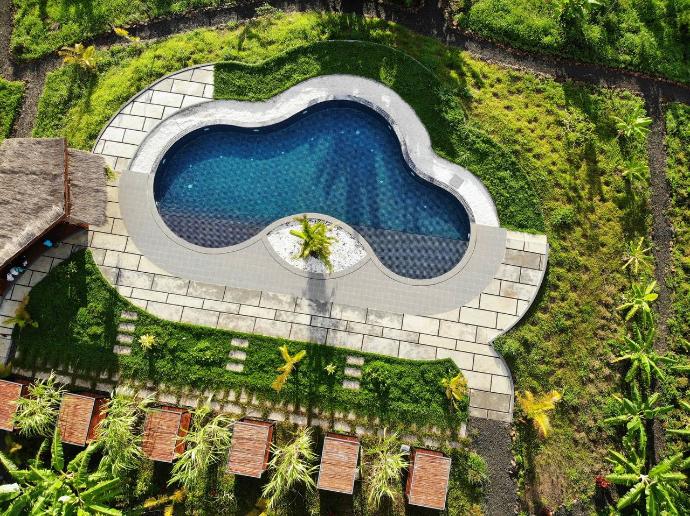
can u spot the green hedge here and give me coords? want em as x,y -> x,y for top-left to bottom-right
14,250 -> 467,429
0,77 -> 23,140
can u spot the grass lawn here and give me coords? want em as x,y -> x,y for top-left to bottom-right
30,11 -> 651,510
453,0 -> 690,84
0,77 -> 23,141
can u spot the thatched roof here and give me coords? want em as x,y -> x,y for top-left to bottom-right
0,138 -> 107,267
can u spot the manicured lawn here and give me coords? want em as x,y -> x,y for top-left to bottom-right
14,249 -> 468,430
0,77 -> 23,140
31,11 -> 651,510
453,0 -> 690,84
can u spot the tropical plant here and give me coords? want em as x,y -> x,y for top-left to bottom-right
612,325 -> 676,389
613,108 -> 653,140
113,27 -> 140,43
559,0 -> 601,24
620,161 -> 648,185
262,427 -> 317,512
364,431 -> 408,511
139,333 -> 156,351
12,372 -> 63,437
324,363 -> 337,375
604,385 -> 673,434
622,237 -> 653,276
3,296 -> 37,329
617,280 -> 658,321
58,43 -> 97,70
290,215 -> 337,272
516,390 -> 562,437
441,372 -> 468,410
141,489 -> 186,515
271,345 -> 306,392
169,406 -> 233,493
0,426 -> 122,514
96,390 -> 150,477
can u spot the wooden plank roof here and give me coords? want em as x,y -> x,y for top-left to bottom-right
57,393 -> 105,446
0,379 -> 26,432
142,407 -> 190,463
227,419 -> 273,478
317,433 -> 360,494
406,449 -> 452,510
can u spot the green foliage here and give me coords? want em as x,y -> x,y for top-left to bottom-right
604,385 -> 673,434
290,216 -> 337,272
3,296 -> 37,330
622,237 -> 653,276
58,43 -> 98,70
271,345 -> 307,392
614,108 -> 653,141
617,280 -> 659,321
363,432 -> 408,511
12,372 -> 64,438
0,77 -> 23,141
612,324 -> 676,389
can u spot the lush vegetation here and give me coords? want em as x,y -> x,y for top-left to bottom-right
0,77 -> 23,141
451,0 -> 690,83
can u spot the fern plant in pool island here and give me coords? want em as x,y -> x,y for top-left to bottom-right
290,215 -> 336,272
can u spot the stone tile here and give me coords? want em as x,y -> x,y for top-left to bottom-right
130,288 -> 168,302
102,127 -> 125,142
469,407 -> 488,419
91,233 -> 127,252
456,340 -> 499,357
124,239 -> 141,255
130,101 -> 164,118
294,298 -> 330,317
366,309 -> 403,329
203,84 -> 214,98
476,327 -> 502,344
181,96 -> 207,108
171,79 -> 205,96
479,294 -> 517,315
344,367 -> 361,378
260,291 -> 296,311
253,318 -> 292,339
517,300 -> 530,315
491,375 -> 512,395
519,268 -> 542,286
152,275 -> 188,295
496,313 -> 519,330
525,240 -> 548,254
30,257 -> 52,273
435,348 -> 474,369
191,68 -> 214,84
10,285 -> 30,302
362,335 -> 399,356
469,390 -> 511,412
486,410 -> 512,422
129,298 -> 148,310
464,296 -> 480,309
503,248 -> 541,269
110,219 -> 129,236
275,310 -> 311,325
402,315 -> 439,335
97,266 -> 117,284
461,370 -> 492,391
117,270 -> 154,289
346,356 -> 365,366
230,338 -> 249,348
123,129 -> 147,145
311,316 -> 347,330
147,302 -> 183,321
419,333 -> 456,350
473,355 -> 510,376
150,90 -> 184,108
0,299 -> 19,317
483,279 -> 502,296
382,327 -> 419,343
459,307 -> 497,328
290,324 -> 327,344
112,114 -> 146,131
224,287 -> 261,306
90,249 -> 106,265
398,342 -> 436,360
438,320 -> 477,341
181,307 -> 219,327
239,305 -> 276,320
103,250 -> 140,270
432,308 -> 459,322
494,264 -> 521,282
151,79 -> 173,92
342,380 -> 360,390
113,345 -> 132,355
330,303 -> 367,323
346,321 -> 383,337
218,313 -> 255,333
167,294 -> 204,308
500,281 -> 538,301
187,281 -> 225,301
326,330 -> 363,350
202,299 -> 240,314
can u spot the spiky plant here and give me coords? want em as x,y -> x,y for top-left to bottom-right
290,215 -> 337,272
139,334 -> 156,351
604,385 -> 673,434
612,325 -> 676,389
271,345 -> 307,392
262,427 -> 317,512
364,431 -> 408,511
613,108 -> 653,140
58,43 -> 97,70
441,372 -> 468,410
516,390 -> 562,438
620,160 -> 648,185
169,406 -> 233,493
12,372 -> 63,437
617,280 -> 658,321
3,296 -> 37,330
622,237 -> 653,276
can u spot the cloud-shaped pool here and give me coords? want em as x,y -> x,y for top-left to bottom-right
153,100 -> 470,279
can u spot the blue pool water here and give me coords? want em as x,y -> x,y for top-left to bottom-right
154,101 -> 470,279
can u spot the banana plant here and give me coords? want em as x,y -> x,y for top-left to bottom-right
0,426 -> 122,514
271,345 -> 307,392
622,237 -> 653,276
612,325 -> 676,389
613,108 -> 653,140
604,385 -> 673,434
440,372 -> 468,410
617,280 -> 658,321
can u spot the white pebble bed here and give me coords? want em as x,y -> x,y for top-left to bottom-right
267,218 -> 367,274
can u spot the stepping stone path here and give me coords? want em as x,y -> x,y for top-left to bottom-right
343,355 -> 365,390
225,338 -> 248,373
114,310 -> 138,356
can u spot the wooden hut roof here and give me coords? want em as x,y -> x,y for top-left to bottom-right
142,407 -> 191,463
406,448 -> 451,510
317,433 -> 360,494
57,393 -> 106,446
0,379 -> 27,431
227,419 -> 274,478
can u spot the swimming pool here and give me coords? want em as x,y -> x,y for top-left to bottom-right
153,100 -> 470,279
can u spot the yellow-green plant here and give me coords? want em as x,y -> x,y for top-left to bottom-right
113,27 -> 140,43
613,108 -> 652,140
3,297 -> 37,329
516,390 -> 561,438
290,215 -> 337,272
12,372 -> 64,437
617,281 -> 658,321
441,372 -> 468,409
139,334 -> 156,351
58,43 -> 97,70
271,345 -> 306,392
364,431 -> 408,511
622,237 -> 653,276
324,363 -> 336,375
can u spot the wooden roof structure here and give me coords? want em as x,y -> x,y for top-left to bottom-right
317,433 -> 360,494
405,448 -> 452,510
142,406 -> 191,462
57,393 -> 107,446
0,378 -> 29,432
227,418 -> 275,478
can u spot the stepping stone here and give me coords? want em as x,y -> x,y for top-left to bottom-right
423,437 -> 440,448
113,345 -> 131,355
246,407 -> 262,417
269,411 -> 287,422
355,426 -> 367,436
228,350 -> 246,361
311,418 -> 328,428
342,379 -> 360,390
230,337 -> 249,348
289,414 -> 308,425
120,311 -> 138,321
159,392 -> 177,404
344,367 -> 361,378
117,334 -> 133,344
225,362 -> 244,373
334,421 -> 351,432
118,322 -> 136,333
346,355 -> 364,366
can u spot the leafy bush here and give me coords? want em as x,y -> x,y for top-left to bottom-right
0,77 -> 23,140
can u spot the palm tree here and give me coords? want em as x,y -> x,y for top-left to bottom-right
12,372 -> 63,437
0,426 -> 122,514
96,390 -> 151,477
169,406 -> 233,493
441,372 -> 468,410
612,325 -> 675,389
617,280 -> 658,321
604,385 -> 673,434
290,215 -> 337,272
271,345 -> 307,392
613,108 -> 653,140
516,390 -> 562,437
364,431 -> 408,511
622,237 -> 653,276
58,43 -> 97,70
262,427 -> 317,512
3,296 -> 37,329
